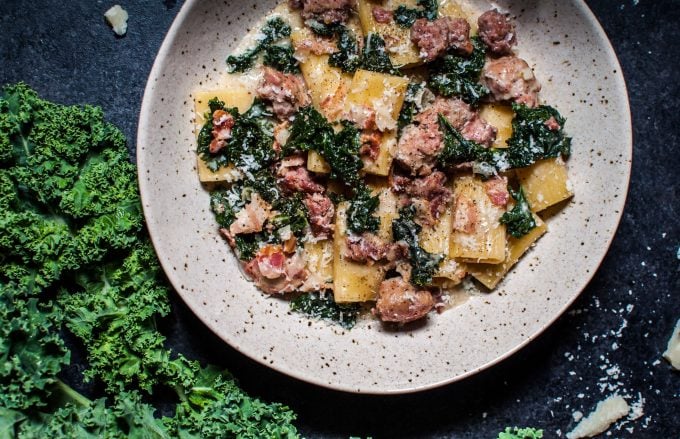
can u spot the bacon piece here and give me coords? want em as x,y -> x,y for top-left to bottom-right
411,17 -> 472,62
477,9 -> 517,56
343,233 -> 407,265
372,6 -> 393,23
374,276 -> 434,323
257,67 -> 311,121
243,245 -> 308,294
229,193 -> 272,236
482,56 -> 541,108
452,194 -> 478,234
544,116 -> 561,131
209,110 -> 236,154
484,176 -> 509,207
303,193 -> 335,238
359,130 -> 383,161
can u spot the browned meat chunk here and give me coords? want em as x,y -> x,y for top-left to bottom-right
372,6 -> 393,23
277,154 -> 324,194
209,109 -> 235,154
257,67 -> 311,121
288,0 -> 303,9
407,171 -> 453,225
243,245 -> 308,294
343,233 -> 407,264
484,175 -> 509,207
292,33 -> 338,56
395,98 -> 496,175
482,56 -> 541,107
375,276 -> 434,323
477,9 -> 517,56
303,193 -> 335,238
544,116 -> 561,131
301,0 -> 355,25
410,17 -> 472,62
359,130 -> 383,161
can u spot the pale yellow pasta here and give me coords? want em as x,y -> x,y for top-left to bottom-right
194,89 -> 254,183
515,157 -> 573,212
479,103 -> 514,148
449,175 -> 506,263
467,214 -> 547,289
304,239 -> 334,289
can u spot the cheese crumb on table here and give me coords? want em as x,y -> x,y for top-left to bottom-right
566,394 -> 629,439
662,318 -> 680,369
104,5 -> 128,36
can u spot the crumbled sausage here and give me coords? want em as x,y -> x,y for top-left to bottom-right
410,17 -> 472,62
460,114 -> 497,147
407,171 -> 453,225
292,33 -> 338,56
243,245 -> 308,294
477,9 -> 517,55
372,6 -> 393,24
375,276 -> 434,323
301,0 -> 355,25
482,56 -> 541,107
395,123 -> 444,177
303,193 -> 335,238
359,130 -> 383,161
277,154 -> 325,194
452,194 -> 478,233
343,233 -> 407,264
257,67 -> 311,121
209,110 -> 236,154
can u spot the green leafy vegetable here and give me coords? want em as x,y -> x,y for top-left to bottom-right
398,82 -> 424,133
271,193 -> 309,238
394,0 -> 438,28
500,187 -> 536,238
506,103 -> 571,168
227,17 -> 296,73
392,205 -> 443,287
498,427 -> 544,439
428,37 -> 488,104
0,83 -> 300,437
346,185 -> 380,234
263,44 -> 301,74
329,27 -> 362,73
361,33 -> 401,75
290,291 -> 359,329
210,185 -> 246,228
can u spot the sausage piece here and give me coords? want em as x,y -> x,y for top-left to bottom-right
410,17 -> 472,62
375,277 -> 434,323
257,67 -> 311,121
301,0 -> 355,25
477,9 -> 517,56
481,56 -> 541,107
303,193 -> 335,238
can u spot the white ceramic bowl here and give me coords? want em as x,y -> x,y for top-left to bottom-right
137,0 -> 632,393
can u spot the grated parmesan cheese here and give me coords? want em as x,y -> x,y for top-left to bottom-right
104,5 -> 128,36
566,394 -> 629,439
662,318 -> 680,369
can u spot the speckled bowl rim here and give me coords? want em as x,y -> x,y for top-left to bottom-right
137,0 -> 632,394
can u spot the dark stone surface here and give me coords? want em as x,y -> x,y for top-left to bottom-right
1,0 -> 678,437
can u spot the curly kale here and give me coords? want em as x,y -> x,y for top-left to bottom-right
398,82 -> 425,134
500,187 -> 536,238
394,0 -> 438,27
0,83 -> 300,437
227,17 -> 297,73
428,37 -> 489,104
271,193 -> 309,238
361,33 -> 400,75
290,291 -> 359,329
498,427 -> 544,439
329,27 -> 362,73
263,44 -> 300,74
392,205 -> 443,287
346,185 -> 380,234
506,103 -> 571,168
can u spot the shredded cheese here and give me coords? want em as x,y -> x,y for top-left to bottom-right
566,394 -> 629,439
104,5 -> 128,36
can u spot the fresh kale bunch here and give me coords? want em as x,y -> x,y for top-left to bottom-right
227,17 -> 299,73
500,187 -> 536,238
0,83 -> 299,437
428,37 -> 489,104
498,427 -> 544,439
394,0 -> 438,27
392,205 -> 443,287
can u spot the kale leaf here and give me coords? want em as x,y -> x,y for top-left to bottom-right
329,27 -> 362,73
290,291 -> 359,329
428,37 -> 489,104
392,205 -> 443,287
498,427 -> 544,439
361,33 -> 401,75
227,17 -> 297,73
210,185 -> 246,228
398,82 -> 425,134
346,185 -> 380,234
271,193 -> 309,238
506,103 -> 571,168
500,187 -> 536,238
394,0 -> 438,28
263,44 -> 300,73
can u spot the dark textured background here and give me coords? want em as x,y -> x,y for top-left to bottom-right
2,0 -> 678,437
